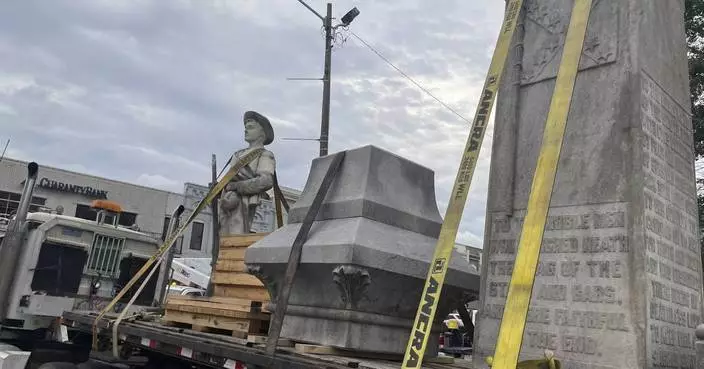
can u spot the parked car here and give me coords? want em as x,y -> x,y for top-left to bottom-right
166,285 -> 205,297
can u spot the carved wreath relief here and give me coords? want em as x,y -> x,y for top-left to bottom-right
332,265 -> 371,309
521,0 -> 618,85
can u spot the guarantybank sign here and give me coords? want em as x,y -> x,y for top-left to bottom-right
37,178 -> 108,199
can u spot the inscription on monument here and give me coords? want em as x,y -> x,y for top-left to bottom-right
480,203 -> 632,367
641,72 -> 701,369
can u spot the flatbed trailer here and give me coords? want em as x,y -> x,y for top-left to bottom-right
63,311 -> 473,369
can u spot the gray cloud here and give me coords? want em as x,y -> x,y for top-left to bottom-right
0,0 -> 505,247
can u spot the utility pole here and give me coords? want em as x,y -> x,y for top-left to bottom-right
295,0 -> 359,157
320,3 -> 333,157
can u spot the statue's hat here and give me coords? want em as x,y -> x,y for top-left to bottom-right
243,110 -> 274,145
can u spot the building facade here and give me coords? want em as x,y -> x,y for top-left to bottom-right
0,158 -> 300,258
454,242 -> 482,272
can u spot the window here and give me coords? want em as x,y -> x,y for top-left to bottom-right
116,256 -> 158,305
86,234 -> 125,276
76,204 -> 138,227
119,211 -> 138,227
75,204 -> 97,221
189,222 -> 204,250
31,242 -> 88,296
0,190 -> 46,216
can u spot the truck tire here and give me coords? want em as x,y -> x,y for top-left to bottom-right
27,349 -> 77,369
37,363 -> 78,369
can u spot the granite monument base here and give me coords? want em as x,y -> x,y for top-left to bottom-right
245,145 -> 479,355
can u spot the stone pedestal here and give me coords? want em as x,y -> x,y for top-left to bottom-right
245,145 -> 479,354
474,1 -> 704,368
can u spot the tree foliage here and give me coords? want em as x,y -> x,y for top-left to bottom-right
686,0 -> 704,158
685,0 -> 704,236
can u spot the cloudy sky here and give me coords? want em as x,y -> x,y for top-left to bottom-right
0,0 -> 505,247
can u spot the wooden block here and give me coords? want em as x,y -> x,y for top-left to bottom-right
183,322 -> 248,339
424,356 -> 455,364
295,343 -> 339,355
247,336 -> 293,346
165,297 -> 257,313
201,296 -> 263,310
246,335 -> 295,346
231,330 -> 248,339
215,259 -> 247,272
165,302 -> 270,321
213,285 -> 270,301
163,310 -> 251,332
212,272 -> 264,287
219,248 -> 246,260
247,335 -> 268,344
220,233 -> 269,247
166,295 -> 260,307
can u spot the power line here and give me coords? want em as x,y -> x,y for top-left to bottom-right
349,31 -> 472,125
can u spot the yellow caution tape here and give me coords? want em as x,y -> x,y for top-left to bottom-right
401,1 -> 525,367
490,0 -> 593,368
91,147 -> 265,350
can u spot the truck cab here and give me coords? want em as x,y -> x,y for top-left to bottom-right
2,202 -> 163,332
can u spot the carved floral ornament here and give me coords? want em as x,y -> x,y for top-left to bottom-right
332,265 -> 371,309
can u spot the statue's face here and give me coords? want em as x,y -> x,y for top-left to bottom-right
244,119 -> 265,143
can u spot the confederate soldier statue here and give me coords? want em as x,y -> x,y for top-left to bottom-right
218,111 -> 276,236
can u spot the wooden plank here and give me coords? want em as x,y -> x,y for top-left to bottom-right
165,298 -> 256,313
163,310 -> 251,332
295,344 -> 339,355
190,324 -> 248,339
166,295 -> 259,307
200,296 -> 263,309
165,303 -> 270,321
220,233 -> 269,247
215,259 -> 247,272
212,272 -> 264,287
246,335 -> 293,347
218,248 -> 246,260
213,285 -> 270,301
424,356 -> 455,364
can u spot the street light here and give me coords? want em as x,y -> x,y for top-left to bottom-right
296,1 -> 360,157
340,7 -> 360,26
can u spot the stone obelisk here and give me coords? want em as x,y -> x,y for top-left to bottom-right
474,1 -> 704,368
